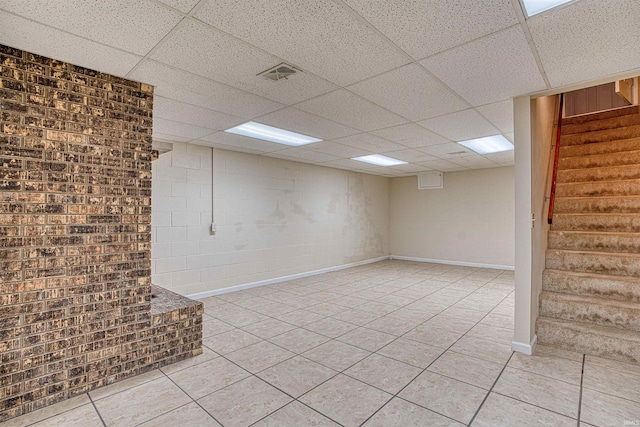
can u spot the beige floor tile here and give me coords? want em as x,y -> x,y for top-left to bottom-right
583,361 -> 640,403
276,309 -> 325,326
302,340 -> 371,371
253,401 -> 340,426
138,402 -> 221,427
478,313 -> 514,330
365,316 -> 420,336
508,351 -> 583,385
358,301 -> 399,316
304,317 -> 358,338
331,295 -> 369,308
269,328 -> 330,354
399,371 -> 487,424
337,327 -> 396,352
345,354 -> 422,394
89,369 -> 164,401
466,324 -> 513,345
377,337 -> 444,368
198,376 -> 292,426
440,306 -> 487,322
580,388 -> 640,427
241,318 -> 296,339
428,351 -> 504,389
585,354 -> 640,376
404,325 -> 462,349
160,346 -> 218,375
533,343 -> 584,362
202,318 -> 235,338
374,293 -> 415,307
94,376 -> 191,426
2,394 -> 91,427
363,397 -> 462,426
258,356 -> 337,397
472,392 -> 575,427
308,302 -> 349,316
202,329 -> 261,354
168,357 -> 249,399
225,340 -> 295,373
423,314 -> 478,334
450,336 -> 512,365
31,404 -> 103,427
387,308 -> 438,323
251,301 -> 297,316
331,309 -> 381,326
355,290 -> 388,301
214,307 -> 269,327
494,367 -> 580,418
300,374 -> 392,427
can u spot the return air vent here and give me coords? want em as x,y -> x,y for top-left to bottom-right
447,150 -> 467,155
418,171 -> 443,190
258,63 -> 300,81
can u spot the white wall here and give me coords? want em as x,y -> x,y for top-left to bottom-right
390,167 -> 515,268
151,143 -> 390,295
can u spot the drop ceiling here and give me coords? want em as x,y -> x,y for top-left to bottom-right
1,0 -> 639,177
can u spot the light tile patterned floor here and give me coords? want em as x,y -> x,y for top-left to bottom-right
5,260 -> 640,426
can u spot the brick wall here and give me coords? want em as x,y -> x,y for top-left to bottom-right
0,44 -> 202,422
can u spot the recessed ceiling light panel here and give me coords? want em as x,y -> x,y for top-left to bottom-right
225,122 -> 321,146
352,154 -> 408,167
521,0 -> 573,16
457,135 -> 513,154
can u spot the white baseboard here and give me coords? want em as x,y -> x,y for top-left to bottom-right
188,256 -> 390,299
511,335 -> 537,355
390,255 -> 515,271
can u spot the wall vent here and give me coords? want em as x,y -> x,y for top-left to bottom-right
418,171 -> 443,190
258,63 -> 300,81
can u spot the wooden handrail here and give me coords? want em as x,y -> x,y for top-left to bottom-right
547,93 -> 564,224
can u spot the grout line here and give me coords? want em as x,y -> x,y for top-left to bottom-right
87,393 -> 107,427
163,369 -> 226,427
577,353 -> 586,427
468,352 -> 515,425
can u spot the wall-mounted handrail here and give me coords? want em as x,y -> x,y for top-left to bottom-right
547,93 -> 564,224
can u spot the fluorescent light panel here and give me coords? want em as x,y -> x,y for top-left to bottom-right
521,0 -> 573,16
457,135 -> 513,154
352,154 -> 407,167
225,121 -> 321,146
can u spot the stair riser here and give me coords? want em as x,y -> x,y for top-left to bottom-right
536,317 -> 640,364
562,106 -> 639,126
561,125 -> 640,147
554,197 -> 640,214
559,150 -> 640,169
542,270 -> 640,302
551,215 -> 640,232
540,295 -> 640,331
563,113 -> 640,135
556,180 -> 640,197
546,250 -> 640,277
557,164 -> 640,183
559,138 -> 640,159
547,232 -> 640,254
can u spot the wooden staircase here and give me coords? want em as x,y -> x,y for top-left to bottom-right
537,105 -> 640,364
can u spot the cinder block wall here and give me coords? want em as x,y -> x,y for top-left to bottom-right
0,45 -> 157,421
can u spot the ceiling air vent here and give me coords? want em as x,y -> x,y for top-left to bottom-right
446,150 -> 467,155
258,63 -> 300,81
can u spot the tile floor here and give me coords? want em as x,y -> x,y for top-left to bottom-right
5,260 -> 640,426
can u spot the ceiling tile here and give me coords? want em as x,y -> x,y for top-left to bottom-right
198,131 -> 285,153
528,0 -> 640,87
0,0 -> 182,55
371,124 -> 451,148
476,100 -> 514,133
504,132 -> 514,143
381,149 -> 438,163
153,118 -> 214,140
157,0 -> 199,13
332,133 -> 407,154
296,90 -> 408,132
347,64 -> 468,121
450,155 -> 499,168
150,19 -> 337,105
419,109 -> 499,141
268,147 -> 341,163
153,133 -> 192,144
255,108 -> 360,140
195,140 -> 265,156
420,142 -> 474,159
416,159 -> 467,172
128,60 -> 283,119
323,158 -> 374,171
389,163 -> 434,173
344,0 -> 518,59
421,25 -> 546,106
154,96 -> 244,131
194,0 -> 411,86
302,141 -> 371,158
483,150 -> 514,164
0,12 -> 142,77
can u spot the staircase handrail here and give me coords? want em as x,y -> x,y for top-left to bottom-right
547,93 -> 564,225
